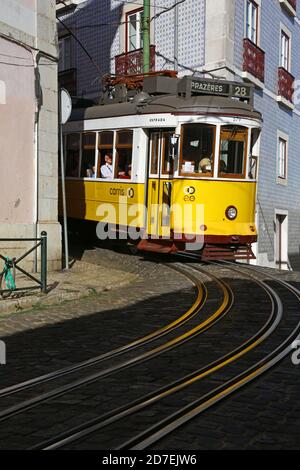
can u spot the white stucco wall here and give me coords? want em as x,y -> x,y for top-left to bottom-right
0,37 -> 35,224
0,1 -> 61,271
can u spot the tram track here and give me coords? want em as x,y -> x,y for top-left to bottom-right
0,264 -> 205,400
2,257 -> 297,450
0,264 -> 232,430
115,259 -> 300,450
29,260 -> 285,450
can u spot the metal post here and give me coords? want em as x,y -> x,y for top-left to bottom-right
59,95 -> 69,270
143,0 -> 151,73
174,1 -> 179,71
41,231 -> 47,293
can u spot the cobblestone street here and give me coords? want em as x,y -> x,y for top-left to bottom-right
0,242 -> 299,450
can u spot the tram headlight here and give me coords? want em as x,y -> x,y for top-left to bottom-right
225,206 -> 238,220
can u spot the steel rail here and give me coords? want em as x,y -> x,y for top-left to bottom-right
0,264 -> 204,399
119,260 -> 299,450
0,265 -> 231,423
34,262 -> 277,450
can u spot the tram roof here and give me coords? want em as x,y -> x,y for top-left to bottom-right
69,93 -> 262,123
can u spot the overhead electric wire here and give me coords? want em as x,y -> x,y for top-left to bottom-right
56,0 -> 217,84
57,16 -> 103,76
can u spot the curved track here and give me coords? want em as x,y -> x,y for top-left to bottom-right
118,259 -> 300,450
0,265 -> 204,399
33,259 -> 282,450
1,257 -> 298,450
0,263 -> 232,429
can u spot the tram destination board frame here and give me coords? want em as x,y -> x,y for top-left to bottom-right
178,76 -> 254,105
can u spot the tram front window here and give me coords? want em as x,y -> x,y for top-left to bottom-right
180,124 -> 215,176
219,126 -> 248,178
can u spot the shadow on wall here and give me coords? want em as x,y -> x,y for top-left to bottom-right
58,1 -> 123,228
58,0 -> 123,98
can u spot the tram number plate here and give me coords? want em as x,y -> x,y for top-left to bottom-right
232,85 -> 252,99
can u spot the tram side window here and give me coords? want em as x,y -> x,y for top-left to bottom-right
66,134 -> 80,177
249,128 -> 260,179
162,131 -> 174,175
59,135 -> 67,177
115,130 -> 133,179
218,126 -> 248,178
150,132 -> 160,174
98,131 -> 114,179
180,124 -> 215,176
81,133 -> 96,178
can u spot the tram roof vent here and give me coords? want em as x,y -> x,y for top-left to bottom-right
143,76 -> 179,95
177,76 -> 254,107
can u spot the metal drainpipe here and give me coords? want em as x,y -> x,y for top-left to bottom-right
33,50 -> 40,273
143,0 -> 151,73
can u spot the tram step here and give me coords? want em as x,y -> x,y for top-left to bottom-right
202,244 -> 256,261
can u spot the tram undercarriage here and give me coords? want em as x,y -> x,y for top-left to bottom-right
136,237 -> 256,260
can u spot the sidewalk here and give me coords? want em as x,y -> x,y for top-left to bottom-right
0,260 -> 137,316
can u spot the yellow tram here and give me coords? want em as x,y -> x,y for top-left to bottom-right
61,74 -> 262,260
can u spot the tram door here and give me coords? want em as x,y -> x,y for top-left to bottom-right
147,130 -> 175,238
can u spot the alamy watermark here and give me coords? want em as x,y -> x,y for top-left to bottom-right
291,340 -> 300,366
0,340 -> 6,365
95,199 -> 205,250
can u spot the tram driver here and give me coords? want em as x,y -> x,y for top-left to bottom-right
100,153 -> 113,179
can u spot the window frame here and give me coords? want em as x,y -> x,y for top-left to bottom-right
65,132 -> 81,178
97,130 -> 115,180
277,131 -> 288,182
80,132 -> 97,179
280,25 -> 291,72
114,129 -> 134,180
179,123 -> 216,178
245,0 -> 260,45
58,35 -> 72,72
218,126 -> 249,180
149,131 -> 160,177
126,8 -> 143,52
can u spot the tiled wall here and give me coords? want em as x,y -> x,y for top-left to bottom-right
59,0 -> 206,97
234,0 -> 300,267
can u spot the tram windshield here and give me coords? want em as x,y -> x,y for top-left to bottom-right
218,126 -> 248,178
180,124 -> 215,176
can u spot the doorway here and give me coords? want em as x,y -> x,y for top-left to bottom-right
146,130 -> 175,238
275,211 -> 288,270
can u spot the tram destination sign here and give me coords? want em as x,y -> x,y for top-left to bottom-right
178,77 -> 253,102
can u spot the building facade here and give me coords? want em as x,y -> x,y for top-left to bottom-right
57,0 -> 300,269
0,0 -> 61,271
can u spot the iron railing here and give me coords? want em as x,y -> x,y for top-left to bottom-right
115,46 -> 156,75
243,38 -> 265,83
287,0 -> 296,11
278,67 -> 294,103
0,231 -> 47,296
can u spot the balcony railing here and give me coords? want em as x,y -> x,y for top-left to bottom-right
278,67 -> 294,103
115,46 -> 156,76
287,0 -> 297,9
243,38 -> 265,83
279,0 -> 297,15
